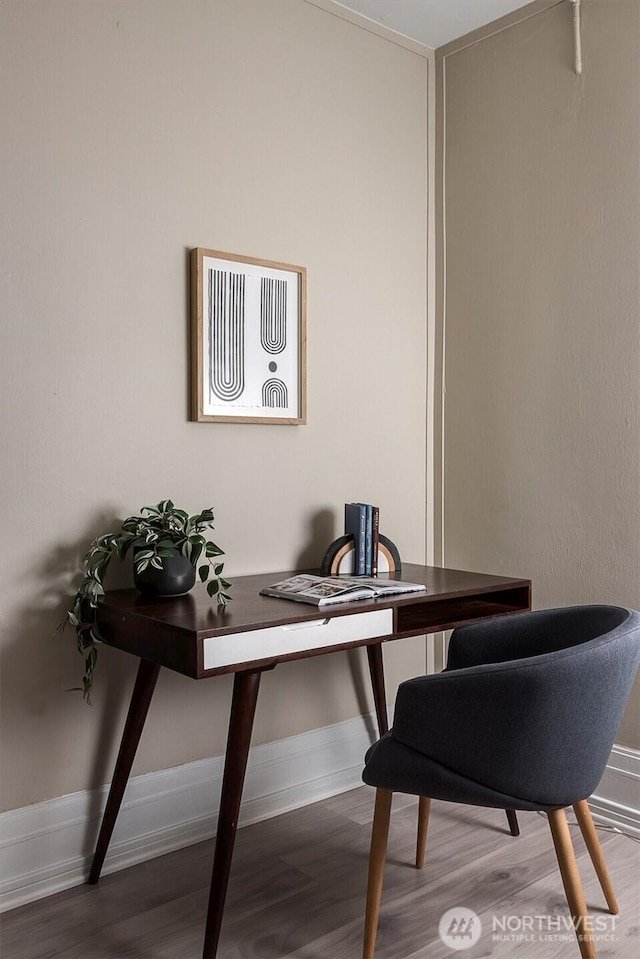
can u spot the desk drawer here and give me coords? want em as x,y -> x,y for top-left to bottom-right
202,607 -> 393,670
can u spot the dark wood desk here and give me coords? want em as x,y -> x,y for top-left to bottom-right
88,563 -> 531,958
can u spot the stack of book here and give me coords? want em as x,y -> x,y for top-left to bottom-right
344,502 -> 379,576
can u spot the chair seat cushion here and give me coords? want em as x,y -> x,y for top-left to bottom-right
363,733 -> 563,812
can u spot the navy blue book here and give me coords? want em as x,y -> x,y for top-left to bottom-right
358,503 -> 373,576
344,503 -> 367,575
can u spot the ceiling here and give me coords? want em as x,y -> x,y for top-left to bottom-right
333,0 -> 534,49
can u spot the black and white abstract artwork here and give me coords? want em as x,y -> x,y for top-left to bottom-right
191,249 -> 306,424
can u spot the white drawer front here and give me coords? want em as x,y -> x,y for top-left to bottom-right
203,607 -> 393,670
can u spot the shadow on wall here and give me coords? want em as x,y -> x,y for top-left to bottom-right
294,507 -> 336,571
0,509 -> 138,818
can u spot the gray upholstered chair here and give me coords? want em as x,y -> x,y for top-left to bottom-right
361,605 -> 640,959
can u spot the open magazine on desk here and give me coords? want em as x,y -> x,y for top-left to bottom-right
259,573 -> 427,607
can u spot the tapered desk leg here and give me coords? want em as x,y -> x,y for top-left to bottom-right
88,658 -> 161,884
366,642 -> 388,736
202,669 -> 262,959
506,808 -> 520,837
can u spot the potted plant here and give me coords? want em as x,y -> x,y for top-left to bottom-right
63,499 -> 231,702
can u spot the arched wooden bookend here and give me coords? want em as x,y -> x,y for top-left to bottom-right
321,535 -> 401,576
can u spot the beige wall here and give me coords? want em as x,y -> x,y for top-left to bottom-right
0,0 -> 429,812
439,0 -> 640,746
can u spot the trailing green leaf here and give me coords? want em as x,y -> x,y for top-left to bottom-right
133,552 -> 149,564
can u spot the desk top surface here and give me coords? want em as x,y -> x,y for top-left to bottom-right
98,563 -> 531,639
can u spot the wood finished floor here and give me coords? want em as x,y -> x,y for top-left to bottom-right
2,787 -> 639,959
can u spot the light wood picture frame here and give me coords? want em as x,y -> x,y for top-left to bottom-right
190,248 -> 307,424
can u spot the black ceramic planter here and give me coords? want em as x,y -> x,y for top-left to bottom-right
133,548 -> 196,597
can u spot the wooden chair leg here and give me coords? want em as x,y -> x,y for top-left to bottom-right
506,809 -> 520,836
363,789 -> 393,959
547,808 -> 597,959
573,800 -> 619,914
416,796 -> 431,869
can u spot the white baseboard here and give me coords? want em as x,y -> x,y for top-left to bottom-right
0,710 -> 382,913
589,744 -> 640,839
1,726 -> 638,913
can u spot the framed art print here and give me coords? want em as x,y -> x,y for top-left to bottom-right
190,248 -> 307,424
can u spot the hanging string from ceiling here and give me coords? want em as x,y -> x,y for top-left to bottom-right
568,0 -> 583,76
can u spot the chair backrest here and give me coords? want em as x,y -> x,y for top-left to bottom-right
392,606 -> 640,807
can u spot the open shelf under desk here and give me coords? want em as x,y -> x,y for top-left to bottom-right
394,585 -> 531,637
